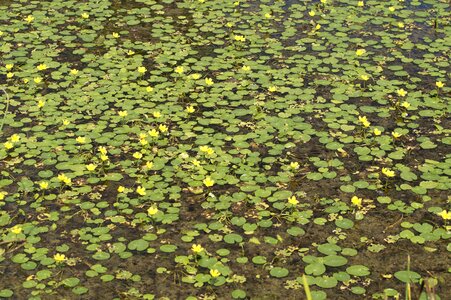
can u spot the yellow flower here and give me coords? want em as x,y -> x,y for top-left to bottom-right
308,10 -> 315,17
320,0 -> 327,3
118,110 -> 128,117
139,139 -> 148,146
355,49 -> 366,56
397,22 -> 404,28
138,66 -> 147,74
358,115 -> 370,128
205,78 -> 214,86
192,159 -> 201,167
147,205 -> 158,216
288,196 -> 299,206
233,35 -> 246,42
159,124 -> 168,132
145,161 -> 153,169
315,24 -> 321,30
5,64 -> 13,70
389,6 -> 395,12
100,154 -> 108,161
191,244 -> 204,253
381,167 -> 395,177
0,31 -> 3,36
242,65 -> 251,72
127,50 -> 135,55
351,196 -> 362,207
133,152 -> 143,159
437,210 -> 451,220
146,86 -> 154,92
233,1 -> 239,6
0,191 -> 7,200
186,105 -> 195,113
391,131 -> 402,138
203,176 -> 215,187
117,186 -> 125,193
37,64 -> 47,71
10,134 -> 20,143
136,186 -> 146,196
70,69 -> 79,75
226,22 -> 233,28
148,129 -> 159,138
190,73 -> 201,80
373,128 -> 381,136
268,86 -> 277,92
400,101 -> 410,108
62,119 -> 70,126
11,225 -> 22,234
264,13 -> 272,19
290,162 -> 299,169
175,66 -> 184,74
396,88 -> 407,97
23,78 -> 29,84
210,269 -> 221,278
86,163 -> 97,171
81,13 -> 89,19
6,72 -> 14,78
436,81 -> 444,88
34,77 -> 42,84
39,181 -> 49,190
76,136 -> 86,144
57,173 -> 72,185
25,15 -> 34,23
153,111 -> 161,118
4,142 -> 13,149
112,32 -> 120,38
53,253 -> 66,262
98,146 -> 107,155
37,99 -> 45,108
360,74 -> 369,81
357,1 -> 364,7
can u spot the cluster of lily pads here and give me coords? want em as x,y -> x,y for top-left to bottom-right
0,0 -> 449,299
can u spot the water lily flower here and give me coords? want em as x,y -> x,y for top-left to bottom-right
0,191 -> 7,200
53,253 -> 66,262
57,173 -> 72,185
159,124 -> 168,132
210,269 -> 221,278
146,86 -> 153,92
360,74 -> 369,81
205,78 -> 214,86
37,99 -> 45,108
357,1 -> 364,7
37,64 -> 47,71
25,15 -> 34,23
117,186 -> 125,193
153,111 -> 161,118
136,186 -> 146,196
10,134 -> 20,143
308,10 -> 315,17
436,81 -> 444,88
139,133 -> 148,140
389,6 -> 395,12
147,205 -> 158,216
81,13 -> 89,19
226,22 -> 233,27
391,131 -> 402,138
242,65 -> 251,71
11,225 -> 22,234
190,73 -> 201,79
145,161 -> 153,169
70,69 -> 79,75
127,50 -> 135,55
34,77 -> 42,84
355,49 -> 366,56
140,139 -> 148,146
175,66 -> 184,74
100,154 -> 108,161
138,66 -> 146,74
288,196 -> 299,206
112,32 -> 120,38
233,35 -> 246,42
396,88 -> 407,97
6,72 -> 14,78
86,163 -> 97,171
203,176 -> 215,187
373,128 -> 381,136
264,13 -> 272,19
4,142 -> 13,149
397,22 -> 404,28
118,110 -> 128,117
400,101 -> 410,108
186,105 -> 195,113
148,129 -> 159,138
351,196 -> 362,207
39,181 -> 49,190
268,86 -> 277,92
315,24 -> 321,30
192,159 -> 201,167
76,136 -> 86,144
98,146 -> 107,155
381,167 -> 395,177
133,152 -> 143,159
191,244 -> 204,253
437,210 -> 451,220
290,162 -> 299,169
5,64 -> 13,70
358,115 -> 370,127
